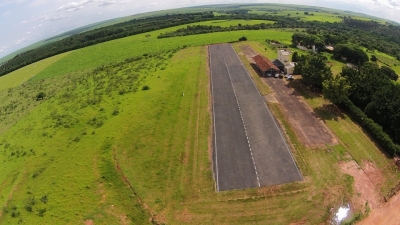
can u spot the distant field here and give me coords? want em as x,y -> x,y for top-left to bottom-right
31,28 -> 294,81
0,52 -> 70,91
248,7 -> 386,23
190,19 -> 274,27
363,48 -> 400,76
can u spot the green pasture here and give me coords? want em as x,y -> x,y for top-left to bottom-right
249,10 -> 343,23
31,28 -> 294,81
0,47 -> 175,224
0,52 -> 70,91
364,48 -> 400,76
190,19 -> 274,27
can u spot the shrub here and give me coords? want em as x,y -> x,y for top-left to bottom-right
40,195 -> 48,204
38,208 -> 46,217
238,36 -> 247,41
142,85 -> 150,91
35,92 -> 46,101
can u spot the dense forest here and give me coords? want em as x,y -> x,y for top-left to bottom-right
2,10 -> 400,77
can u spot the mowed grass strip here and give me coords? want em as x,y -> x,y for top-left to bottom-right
0,52 -> 70,91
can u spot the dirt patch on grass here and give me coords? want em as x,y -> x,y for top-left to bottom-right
239,46 -> 258,62
358,190 -> 400,225
264,77 -> 337,147
84,219 -> 94,225
339,160 -> 382,212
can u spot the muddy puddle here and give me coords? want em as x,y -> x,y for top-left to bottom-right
330,204 -> 353,225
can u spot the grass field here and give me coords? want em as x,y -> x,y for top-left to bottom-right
0,52 -> 70,91
190,19 -> 274,27
248,10 -> 343,22
31,28 -> 295,82
0,46 -> 178,224
0,11 -> 399,224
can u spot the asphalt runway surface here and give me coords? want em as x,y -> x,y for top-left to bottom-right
209,43 -> 303,191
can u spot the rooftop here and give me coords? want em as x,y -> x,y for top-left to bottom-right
252,55 -> 280,72
279,49 -> 290,56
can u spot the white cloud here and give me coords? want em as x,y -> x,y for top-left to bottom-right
99,0 -> 117,7
57,0 -> 93,12
2,11 -> 11,17
39,15 -> 50,21
50,15 -> 68,21
14,38 -> 28,45
149,2 -> 167,6
0,46 -> 7,53
65,6 -> 84,12
119,0 -> 131,4
26,31 -> 31,34
21,20 -> 27,23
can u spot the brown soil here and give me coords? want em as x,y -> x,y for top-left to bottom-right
84,220 -> 94,225
358,191 -> 400,225
240,46 -> 337,147
339,160 -> 382,212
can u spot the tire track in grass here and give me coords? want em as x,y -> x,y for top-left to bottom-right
112,147 -> 159,224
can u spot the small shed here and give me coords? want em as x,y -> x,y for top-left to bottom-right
272,59 -> 284,72
252,55 -> 280,77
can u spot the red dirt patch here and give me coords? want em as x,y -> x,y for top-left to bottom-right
358,191 -> 400,225
339,160 -> 382,212
84,219 -> 94,225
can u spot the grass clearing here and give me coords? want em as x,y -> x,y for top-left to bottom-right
189,19 -> 274,27
0,52 -> 70,91
31,28 -> 294,81
0,48 -> 176,224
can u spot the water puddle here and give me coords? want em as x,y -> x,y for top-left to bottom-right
331,204 -> 352,225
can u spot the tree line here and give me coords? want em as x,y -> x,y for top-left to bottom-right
0,12 -> 215,77
2,10 -> 400,77
295,52 -> 400,155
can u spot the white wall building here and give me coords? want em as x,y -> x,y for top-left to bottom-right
277,49 -> 295,74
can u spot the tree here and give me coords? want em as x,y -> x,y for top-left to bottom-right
341,62 -> 392,110
36,92 -> 46,101
380,66 -> 398,81
238,36 -> 247,41
370,55 -> 377,62
301,54 -> 333,88
333,44 -> 369,65
322,74 -> 350,104
292,51 -> 299,62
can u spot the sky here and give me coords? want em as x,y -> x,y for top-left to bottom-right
1,0 -> 400,59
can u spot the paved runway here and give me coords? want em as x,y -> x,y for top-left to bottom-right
209,44 -> 303,191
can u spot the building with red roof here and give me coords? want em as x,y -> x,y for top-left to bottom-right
252,55 -> 280,77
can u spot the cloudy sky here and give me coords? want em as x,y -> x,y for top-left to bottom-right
0,0 -> 400,59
